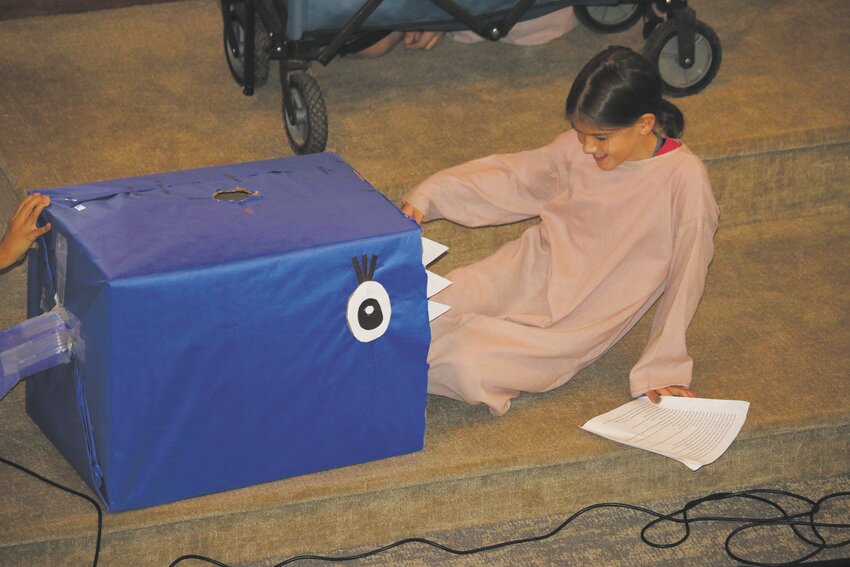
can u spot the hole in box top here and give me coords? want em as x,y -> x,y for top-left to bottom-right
213,188 -> 258,202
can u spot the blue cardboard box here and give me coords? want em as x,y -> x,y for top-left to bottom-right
25,153 -> 430,512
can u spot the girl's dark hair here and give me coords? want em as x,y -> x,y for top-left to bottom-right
566,46 -> 684,138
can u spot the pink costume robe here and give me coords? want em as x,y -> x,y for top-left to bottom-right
403,130 -> 719,415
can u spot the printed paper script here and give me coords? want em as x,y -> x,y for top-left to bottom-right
581,397 -> 750,470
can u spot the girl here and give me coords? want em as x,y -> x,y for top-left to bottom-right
401,46 -> 719,416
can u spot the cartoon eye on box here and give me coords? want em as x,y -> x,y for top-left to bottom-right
348,254 -> 391,343
347,242 -> 450,343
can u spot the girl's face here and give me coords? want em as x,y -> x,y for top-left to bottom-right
571,114 -> 658,171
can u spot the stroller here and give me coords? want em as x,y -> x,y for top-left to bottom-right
219,0 -> 721,155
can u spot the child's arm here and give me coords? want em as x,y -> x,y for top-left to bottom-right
629,215 -> 717,400
0,194 -> 52,270
402,133 -> 571,227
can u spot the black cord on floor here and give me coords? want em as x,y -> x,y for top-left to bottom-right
2,455 -> 847,567
169,488 -> 849,567
0,455 -> 102,567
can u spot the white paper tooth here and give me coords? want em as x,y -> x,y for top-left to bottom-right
426,271 -> 452,298
428,300 -> 451,322
421,237 -> 448,266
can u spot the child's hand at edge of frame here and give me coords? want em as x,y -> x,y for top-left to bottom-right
401,202 -> 424,225
0,193 -> 52,270
645,385 -> 698,404
402,31 -> 445,51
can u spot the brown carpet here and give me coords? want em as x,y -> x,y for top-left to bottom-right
0,1 -> 848,565
241,473 -> 850,567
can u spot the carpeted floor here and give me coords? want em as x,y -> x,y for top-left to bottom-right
0,167 -> 28,328
242,473 -> 850,567
0,1 -> 848,565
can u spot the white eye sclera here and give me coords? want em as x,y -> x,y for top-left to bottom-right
347,280 -> 392,342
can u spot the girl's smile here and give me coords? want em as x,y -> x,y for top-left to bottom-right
571,114 -> 659,170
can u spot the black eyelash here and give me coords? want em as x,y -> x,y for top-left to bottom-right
352,255 -> 378,284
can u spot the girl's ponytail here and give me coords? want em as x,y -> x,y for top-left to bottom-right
566,46 -> 688,140
654,98 -> 685,139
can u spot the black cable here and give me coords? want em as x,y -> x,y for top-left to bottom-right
2,452 -> 847,567
0,455 -> 102,567
720,491 -> 850,566
169,489 -> 850,567
637,488 -> 850,566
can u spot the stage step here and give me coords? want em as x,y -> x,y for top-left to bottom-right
0,0 -> 848,565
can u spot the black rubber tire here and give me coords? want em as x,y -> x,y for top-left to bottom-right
643,18 -> 722,97
223,3 -> 270,89
283,72 -> 328,155
574,4 -> 643,34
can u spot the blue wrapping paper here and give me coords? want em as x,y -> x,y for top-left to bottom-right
25,153 -> 430,512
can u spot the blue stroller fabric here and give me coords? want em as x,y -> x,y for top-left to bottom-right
25,153 -> 431,511
285,0 -> 573,38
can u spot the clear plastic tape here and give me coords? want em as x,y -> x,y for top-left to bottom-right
63,307 -> 84,362
0,307 -> 80,399
54,231 -> 68,306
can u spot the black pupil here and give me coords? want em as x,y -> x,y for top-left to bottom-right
358,298 -> 384,331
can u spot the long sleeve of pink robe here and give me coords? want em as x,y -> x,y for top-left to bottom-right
403,130 -> 719,416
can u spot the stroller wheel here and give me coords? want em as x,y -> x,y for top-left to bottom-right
574,3 -> 643,34
643,18 -> 722,97
223,3 -> 270,88
283,73 -> 328,155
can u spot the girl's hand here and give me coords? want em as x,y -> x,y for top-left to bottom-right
0,193 -> 51,270
401,202 -> 424,225
645,385 -> 697,404
402,31 -> 445,51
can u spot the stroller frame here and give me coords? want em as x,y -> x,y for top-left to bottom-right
220,0 -> 721,154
